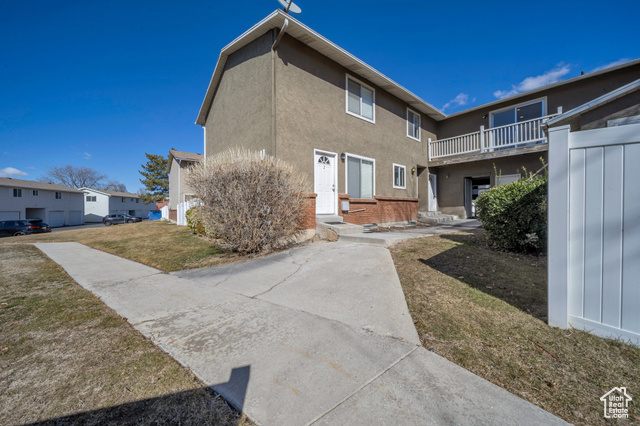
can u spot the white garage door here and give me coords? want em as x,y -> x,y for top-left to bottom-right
68,211 -> 82,226
0,211 -> 20,220
48,211 -> 65,227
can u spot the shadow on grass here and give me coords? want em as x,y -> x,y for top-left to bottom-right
418,232 -> 548,323
30,366 -> 251,425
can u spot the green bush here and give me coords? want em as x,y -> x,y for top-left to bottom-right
185,206 -> 206,235
475,171 -> 547,253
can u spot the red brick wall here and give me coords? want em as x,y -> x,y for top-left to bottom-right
338,194 -> 418,225
169,209 -> 177,222
302,193 -> 317,229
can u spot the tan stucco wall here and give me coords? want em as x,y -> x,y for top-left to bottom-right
436,63 -> 640,139
273,34 -> 436,198
433,152 -> 547,218
204,31 -> 274,157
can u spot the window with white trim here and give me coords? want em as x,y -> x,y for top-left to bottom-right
55,192 -> 62,199
491,99 -> 544,128
32,190 -> 38,196
346,154 -> 375,199
393,164 -> 406,189
407,109 -> 421,141
346,76 -> 375,122
13,188 -> 22,197
86,196 -> 97,202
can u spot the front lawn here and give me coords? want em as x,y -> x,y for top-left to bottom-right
0,244 -> 250,425
0,220 -> 237,272
391,229 -> 640,425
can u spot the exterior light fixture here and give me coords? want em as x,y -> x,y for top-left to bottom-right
340,153 -> 346,161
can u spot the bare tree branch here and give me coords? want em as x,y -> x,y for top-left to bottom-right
40,165 -> 107,188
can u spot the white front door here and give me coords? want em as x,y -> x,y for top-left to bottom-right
428,174 -> 438,212
314,151 -> 336,214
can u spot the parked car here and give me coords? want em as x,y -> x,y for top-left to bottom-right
102,214 -> 142,226
0,220 -> 52,237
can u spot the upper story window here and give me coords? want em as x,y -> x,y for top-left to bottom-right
136,198 -> 139,203
491,99 -> 545,128
13,188 -> 22,197
122,197 -> 125,202
346,154 -> 375,199
32,190 -> 39,196
407,108 -> 421,141
86,196 -> 97,202
55,192 -> 62,199
393,164 -> 406,189
346,75 -> 375,123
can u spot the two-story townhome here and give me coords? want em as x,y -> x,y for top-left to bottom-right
167,149 -> 203,210
82,188 -> 155,222
196,10 -> 640,225
0,177 -> 85,227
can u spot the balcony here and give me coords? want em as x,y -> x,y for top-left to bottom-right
428,113 -> 559,162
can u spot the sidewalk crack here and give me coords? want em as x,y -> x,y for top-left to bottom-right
306,346 -> 418,425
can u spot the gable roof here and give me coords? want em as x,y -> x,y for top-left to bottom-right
0,177 -> 83,193
545,77 -> 640,128
81,187 -> 143,198
169,149 -> 203,162
196,10 -> 446,126
196,11 -> 640,127
167,149 -> 203,173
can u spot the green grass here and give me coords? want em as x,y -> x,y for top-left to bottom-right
0,220 -> 237,272
0,244 -> 250,425
391,229 -> 640,425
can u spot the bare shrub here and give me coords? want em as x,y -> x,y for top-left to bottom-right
187,148 -> 308,254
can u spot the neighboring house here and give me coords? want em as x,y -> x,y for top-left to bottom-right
167,149 -> 203,210
196,10 -> 640,225
82,188 -> 155,222
0,177 -> 84,227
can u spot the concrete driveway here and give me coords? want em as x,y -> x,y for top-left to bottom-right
34,241 -> 566,426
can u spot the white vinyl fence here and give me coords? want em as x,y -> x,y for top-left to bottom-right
548,123 -> 640,346
176,199 -> 202,226
160,205 -> 170,220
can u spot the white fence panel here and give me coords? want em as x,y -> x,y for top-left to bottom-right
160,205 -> 170,220
176,199 -> 202,226
548,123 -> 640,346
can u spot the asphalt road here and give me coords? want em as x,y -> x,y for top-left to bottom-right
51,223 -> 106,233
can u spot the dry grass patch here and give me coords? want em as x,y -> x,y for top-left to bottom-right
0,221 -> 237,272
0,244 -> 250,425
390,229 -> 640,425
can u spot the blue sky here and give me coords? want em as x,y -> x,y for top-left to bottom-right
1,0 -> 638,192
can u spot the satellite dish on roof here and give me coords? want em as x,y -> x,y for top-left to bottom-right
277,0 -> 302,14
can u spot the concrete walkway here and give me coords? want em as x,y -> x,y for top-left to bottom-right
339,219 -> 482,247
34,241 -> 566,426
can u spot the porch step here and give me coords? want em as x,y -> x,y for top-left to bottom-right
418,211 -> 459,225
315,215 -> 344,224
316,221 -> 364,236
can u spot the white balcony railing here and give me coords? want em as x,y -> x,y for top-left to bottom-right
428,112 -> 560,160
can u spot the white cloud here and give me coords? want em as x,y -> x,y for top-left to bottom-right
493,64 -> 571,99
442,93 -> 470,111
591,58 -> 630,73
83,152 -> 92,160
0,167 -> 28,177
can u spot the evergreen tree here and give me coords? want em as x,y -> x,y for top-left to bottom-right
139,152 -> 169,203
